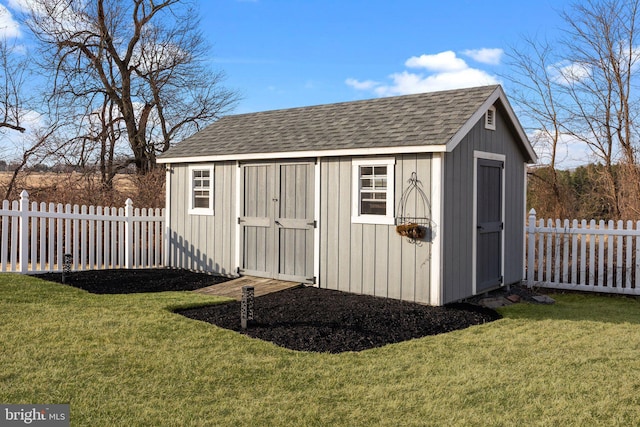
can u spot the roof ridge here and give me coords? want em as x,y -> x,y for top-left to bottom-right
223,84 -> 501,119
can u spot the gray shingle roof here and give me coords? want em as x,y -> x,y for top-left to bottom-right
160,85 -> 503,160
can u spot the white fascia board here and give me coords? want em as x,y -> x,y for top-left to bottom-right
444,86 -> 538,163
156,144 -> 448,164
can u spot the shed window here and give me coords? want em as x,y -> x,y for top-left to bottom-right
189,166 -> 214,215
352,158 -> 395,225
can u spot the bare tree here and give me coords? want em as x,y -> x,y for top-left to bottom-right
0,38 -> 26,133
558,0 -> 640,218
509,0 -> 640,219
504,37 -> 572,218
21,0 -> 237,175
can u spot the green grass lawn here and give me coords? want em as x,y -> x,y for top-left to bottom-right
2,275 -> 640,426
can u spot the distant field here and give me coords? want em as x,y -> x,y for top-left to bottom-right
0,172 -> 137,195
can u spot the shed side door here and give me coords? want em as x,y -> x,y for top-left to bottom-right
476,158 -> 503,292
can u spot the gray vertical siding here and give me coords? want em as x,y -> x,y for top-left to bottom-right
168,162 -> 237,276
442,103 -> 527,304
319,154 -> 432,304
166,105 -> 527,305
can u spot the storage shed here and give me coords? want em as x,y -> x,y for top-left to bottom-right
158,85 -> 537,305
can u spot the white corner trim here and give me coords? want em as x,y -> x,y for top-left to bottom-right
164,164 -> 171,268
429,153 -> 444,306
522,163 -> 528,281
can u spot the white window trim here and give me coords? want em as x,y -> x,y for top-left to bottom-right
485,106 -> 496,131
351,157 -> 395,225
188,164 -> 215,215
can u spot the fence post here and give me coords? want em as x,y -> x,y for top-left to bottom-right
19,190 -> 30,274
124,198 -> 134,269
526,208 -> 537,287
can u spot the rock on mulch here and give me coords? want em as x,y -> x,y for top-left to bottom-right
468,284 -> 556,308
177,286 -> 502,353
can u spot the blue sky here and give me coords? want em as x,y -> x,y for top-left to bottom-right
198,0 -> 572,114
0,0 -> 584,165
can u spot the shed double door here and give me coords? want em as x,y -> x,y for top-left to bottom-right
239,161 -> 315,283
476,158 -> 503,293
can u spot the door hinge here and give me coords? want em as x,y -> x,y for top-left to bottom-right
499,276 -> 503,283
500,222 -> 504,230
307,276 -> 317,284
308,220 -> 317,228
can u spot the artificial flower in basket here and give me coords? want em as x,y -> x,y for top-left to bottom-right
395,223 -> 425,240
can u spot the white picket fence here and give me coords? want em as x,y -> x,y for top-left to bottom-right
0,190 -> 165,273
526,208 -> 640,295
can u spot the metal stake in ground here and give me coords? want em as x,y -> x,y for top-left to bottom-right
241,285 -> 255,329
62,253 -> 72,284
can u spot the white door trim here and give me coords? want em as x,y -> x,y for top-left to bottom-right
472,151 -> 506,295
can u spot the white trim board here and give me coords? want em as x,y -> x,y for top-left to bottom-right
164,164 -> 172,268
234,160 -> 241,276
313,158 -> 321,286
429,153 -> 444,306
158,145 -> 447,164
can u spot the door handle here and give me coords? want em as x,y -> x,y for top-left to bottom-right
275,220 -> 282,226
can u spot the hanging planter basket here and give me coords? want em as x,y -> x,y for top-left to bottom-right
395,222 -> 426,240
395,172 -> 431,243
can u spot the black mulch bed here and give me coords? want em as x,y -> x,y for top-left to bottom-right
35,268 -> 231,294
35,268 -> 501,353
177,286 -> 501,353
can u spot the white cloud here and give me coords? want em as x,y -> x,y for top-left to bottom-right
405,51 -> 467,72
347,50 -> 500,96
462,48 -> 503,65
550,61 -> 591,85
7,0 -> 38,13
529,129 -> 594,169
374,68 -> 499,96
0,4 -> 21,38
7,0 -> 96,37
345,78 -> 379,90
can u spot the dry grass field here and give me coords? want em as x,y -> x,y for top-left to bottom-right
0,171 -> 164,208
